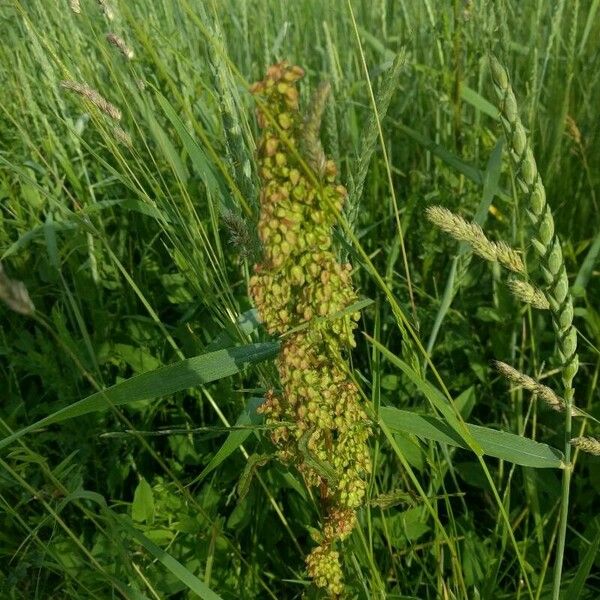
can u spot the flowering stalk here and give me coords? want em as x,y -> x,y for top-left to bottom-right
489,54 -> 579,600
570,436 -> 600,456
249,62 -> 371,597
493,361 -> 582,415
60,80 -> 122,121
426,205 -> 525,273
106,33 -> 134,60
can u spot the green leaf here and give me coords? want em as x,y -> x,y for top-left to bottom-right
386,506 -> 431,545
80,198 -> 171,223
394,123 -> 510,202
2,222 -> 79,260
57,488 -> 222,599
0,342 -> 279,451
460,85 -> 500,120
563,522 -> 600,598
380,407 -> 565,469
120,517 -> 224,600
573,229 -> 600,297
154,90 -> 222,199
206,309 -> 261,352
142,99 -> 189,184
366,335 -> 482,454
132,478 -> 155,523
192,397 -> 264,484
107,343 -> 162,373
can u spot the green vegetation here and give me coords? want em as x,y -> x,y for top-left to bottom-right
1,1 -> 599,598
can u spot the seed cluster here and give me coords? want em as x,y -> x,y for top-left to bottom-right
426,205 -> 525,274
249,62 -> 371,597
489,55 -> 578,396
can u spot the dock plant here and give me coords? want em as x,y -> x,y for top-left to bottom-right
3,3 -> 600,599
249,62 -> 371,597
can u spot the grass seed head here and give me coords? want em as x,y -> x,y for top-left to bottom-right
106,33 -> 134,60
507,278 -> 550,310
426,205 -> 524,273
112,125 -> 132,147
61,80 -> 122,121
570,436 -> 600,456
97,0 -> 115,20
493,360 -> 569,414
0,263 -> 35,316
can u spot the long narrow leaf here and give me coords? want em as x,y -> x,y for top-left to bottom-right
122,519 -> 224,600
381,407 -> 565,469
193,398 -> 264,483
366,335 -> 482,453
0,343 -> 279,450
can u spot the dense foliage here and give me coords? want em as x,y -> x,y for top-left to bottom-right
1,1 -> 599,598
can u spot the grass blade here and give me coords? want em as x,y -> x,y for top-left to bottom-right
0,342 -> 279,450
380,407 -> 565,469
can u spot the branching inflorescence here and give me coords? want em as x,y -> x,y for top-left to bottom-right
249,62 -> 371,597
426,55 -> 597,600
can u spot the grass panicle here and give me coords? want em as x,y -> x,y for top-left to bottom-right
426,205 -> 525,273
60,80 -> 122,121
97,0 -> 115,21
112,125 -> 133,147
507,278 -> 550,309
302,80 -> 331,177
570,436 -> 600,456
493,360 -> 582,415
346,53 -> 405,230
198,3 -> 256,211
106,33 -> 134,60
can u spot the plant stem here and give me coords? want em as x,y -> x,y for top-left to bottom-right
488,54 -> 580,598
553,396 -> 573,599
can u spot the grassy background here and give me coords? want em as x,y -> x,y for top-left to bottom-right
1,0 -> 599,598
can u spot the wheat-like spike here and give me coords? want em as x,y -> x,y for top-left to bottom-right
112,126 -> 132,147
492,360 -> 583,414
426,206 -> 525,273
570,436 -> 600,456
427,206 -> 497,262
507,278 -> 550,310
106,33 -> 134,60
0,263 -> 35,316
221,209 -> 258,260
60,80 -> 122,121
197,4 -> 256,209
301,81 -> 331,177
97,0 -> 114,20
489,55 -> 578,396
69,0 -> 81,14
493,240 -> 527,274
347,53 -> 405,229
565,115 -> 582,147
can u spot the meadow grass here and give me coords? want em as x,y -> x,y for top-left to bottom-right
1,0 -> 599,598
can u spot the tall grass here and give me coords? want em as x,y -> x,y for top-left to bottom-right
1,1 -> 599,598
